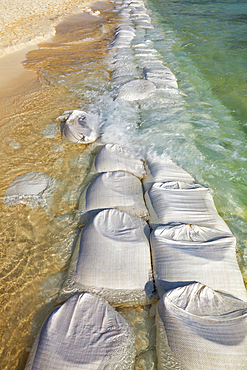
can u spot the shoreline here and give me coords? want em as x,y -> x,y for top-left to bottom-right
0,0 -> 111,129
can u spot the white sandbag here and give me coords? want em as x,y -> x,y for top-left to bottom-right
151,223 -> 247,301
119,8 -> 131,19
144,66 -> 178,88
94,143 -> 147,179
25,293 -> 136,370
79,171 -> 149,223
4,172 -> 57,210
143,157 -> 194,192
135,22 -> 154,29
66,209 -> 153,305
144,65 -> 176,79
148,77 -> 178,89
145,181 -> 230,232
112,40 -> 132,48
116,79 -> 156,101
157,283 -> 247,370
63,110 -> 99,144
112,66 -> 140,79
116,25 -> 135,36
112,31 -> 135,49
92,171 -> 147,214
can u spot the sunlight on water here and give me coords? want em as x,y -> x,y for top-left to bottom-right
0,0 -> 247,369
0,6 -> 118,369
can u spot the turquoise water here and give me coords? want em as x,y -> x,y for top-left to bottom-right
142,0 -> 247,278
1,1 -> 247,368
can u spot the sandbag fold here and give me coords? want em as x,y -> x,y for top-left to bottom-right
156,283 -> 247,370
150,223 -> 247,301
79,171 -> 149,225
145,181 -> 230,232
93,143 -> 147,179
64,209 -> 153,305
25,293 -> 136,370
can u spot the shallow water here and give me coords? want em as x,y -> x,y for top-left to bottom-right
0,6 -> 118,369
0,0 -> 247,369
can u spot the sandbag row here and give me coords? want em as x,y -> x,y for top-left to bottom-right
25,293 -> 136,370
64,143 -> 154,306
25,144 -> 153,369
111,0 -> 178,102
144,158 -> 247,368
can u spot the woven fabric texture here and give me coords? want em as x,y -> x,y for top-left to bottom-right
66,209 -> 152,304
25,293 -> 136,370
143,158 -> 194,192
94,144 -> 146,179
157,283 -> 247,370
150,223 -> 247,301
79,171 -> 149,224
145,181 -> 230,232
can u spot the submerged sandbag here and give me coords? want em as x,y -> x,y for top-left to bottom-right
25,293 -> 136,370
94,143 -> 146,179
145,181 -> 230,232
79,171 -> 149,223
157,283 -> 247,370
66,209 -> 153,304
4,172 -> 57,210
143,157 -> 194,192
116,79 -> 156,101
150,223 -> 247,301
62,110 -> 99,144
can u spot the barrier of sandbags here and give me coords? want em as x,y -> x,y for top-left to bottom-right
144,65 -> 178,89
64,209 -> 153,305
93,143 -> 147,179
111,30 -> 135,49
25,293 -> 136,370
145,181 -> 230,232
157,283 -> 247,370
116,79 -> 156,101
143,157 -> 194,192
62,110 -> 99,144
150,223 -> 247,301
79,171 -> 149,225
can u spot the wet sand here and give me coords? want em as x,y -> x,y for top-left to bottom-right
0,2 -> 118,369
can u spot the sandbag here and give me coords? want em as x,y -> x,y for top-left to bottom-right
94,143 -> 146,179
150,223 -> 247,301
116,79 -> 156,101
116,25 -> 136,36
4,172 -> 57,210
112,31 -> 134,48
143,157 -> 194,192
157,283 -> 247,370
65,209 -> 153,305
79,171 -> 149,224
63,110 -> 99,144
145,181 -> 230,232
112,66 -> 140,80
25,293 -> 136,370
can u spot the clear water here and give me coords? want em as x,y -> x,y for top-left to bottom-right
144,0 -> 247,276
0,0 -> 247,369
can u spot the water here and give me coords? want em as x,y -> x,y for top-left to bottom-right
0,0 -> 247,369
144,0 -> 247,274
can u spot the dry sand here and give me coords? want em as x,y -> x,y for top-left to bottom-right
0,0 -> 106,55
0,0 -> 111,125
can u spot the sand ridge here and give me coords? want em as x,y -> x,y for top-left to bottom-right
0,0 -> 108,56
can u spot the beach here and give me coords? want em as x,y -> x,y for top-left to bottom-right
1,0 -> 247,368
0,2 -> 118,368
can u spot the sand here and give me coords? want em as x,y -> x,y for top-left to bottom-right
0,0 -> 111,126
0,0 -> 106,56
0,2 -> 118,369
